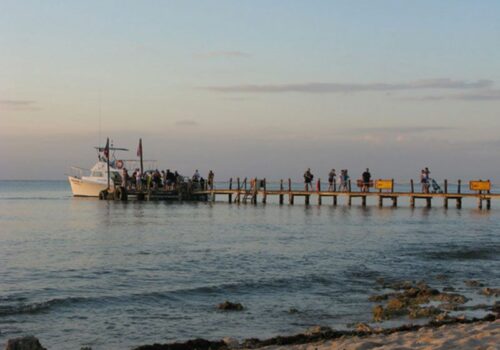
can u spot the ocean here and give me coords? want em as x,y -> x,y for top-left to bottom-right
0,180 -> 499,349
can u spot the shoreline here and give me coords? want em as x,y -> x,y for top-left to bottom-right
132,314 -> 498,350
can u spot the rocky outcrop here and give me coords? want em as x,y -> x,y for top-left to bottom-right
370,281 -> 468,321
4,336 -> 46,350
217,301 -> 244,311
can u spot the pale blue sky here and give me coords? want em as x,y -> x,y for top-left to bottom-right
1,1 -> 500,180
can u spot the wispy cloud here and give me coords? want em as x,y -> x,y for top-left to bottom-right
194,51 -> 251,59
350,126 -> 454,134
174,120 -> 199,127
416,89 -> 500,101
0,99 -> 39,111
202,79 -> 493,94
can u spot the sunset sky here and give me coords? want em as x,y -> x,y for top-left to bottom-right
1,0 -> 500,181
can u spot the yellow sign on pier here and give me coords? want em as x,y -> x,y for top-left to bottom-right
375,179 -> 393,190
470,180 -> 491,191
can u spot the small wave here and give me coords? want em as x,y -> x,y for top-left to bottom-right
420,247 -> 499,260
0,297 -> 87,317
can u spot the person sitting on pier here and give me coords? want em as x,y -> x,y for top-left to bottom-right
208,170 -> 215,190
328,169 -> 336,191
304,168 -> 314,191
192,169 -> 201,182
362,168 -> 371,192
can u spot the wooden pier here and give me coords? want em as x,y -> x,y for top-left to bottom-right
100,177 -> 498,210
194,178 -> 498,210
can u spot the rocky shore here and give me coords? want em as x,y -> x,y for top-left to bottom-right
4,281 -> 499,350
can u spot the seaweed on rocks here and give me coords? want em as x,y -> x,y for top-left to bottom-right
481,287 -> 500,297
133,339 -> 227,350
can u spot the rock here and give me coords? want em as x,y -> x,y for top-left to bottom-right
355,323 -> 373,333
434,312 -> 449,322
222,337 -> 239,349
464,280 -> 484,287
492,301 -> 500,313
438,303 -> 459,311
288,307 -> 299,314
217,301 -> 244,311
133,338 -> 227,350
433,292 -> 468,304
390,281 -> 414,290
481,287 -> 500,297
368,294 -> 390,302
5,336 -> 46,350
372,305 -> 384,322
408,306 -> 441,319
386,298 -> 405,311
304,325 -> 333,336
443,286 -> 455,292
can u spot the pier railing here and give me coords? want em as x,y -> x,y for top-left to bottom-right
196,178 -> 498,209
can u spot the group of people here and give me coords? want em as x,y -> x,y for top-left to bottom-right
119,168 -> 182,191
118,168 -> 215,192
305,167 -> 438,193
191,169 -> 215,190
304,168 -> 372,192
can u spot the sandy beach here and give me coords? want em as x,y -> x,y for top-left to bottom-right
252,320 -> 499,350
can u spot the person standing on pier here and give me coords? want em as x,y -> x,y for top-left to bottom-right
304,168 -> 314,191
208,170 -> 214,190
362,168 -> 371,192
121,168 -> 129,190
192,169 -> 201,182
328,169 -> 336,191
135,169 -> 142,191
339,170 -> 350,192
421,169 -> 430,193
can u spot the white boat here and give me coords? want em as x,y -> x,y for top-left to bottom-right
68,146 -> 127,197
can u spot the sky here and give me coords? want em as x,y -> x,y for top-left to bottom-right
1,0 -> 500,181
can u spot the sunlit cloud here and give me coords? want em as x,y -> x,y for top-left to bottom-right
202,79 -> 493,94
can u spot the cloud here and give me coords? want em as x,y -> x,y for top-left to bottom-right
174,120 -> 199,127
0,99 -> 39,110
194,51 -> 251,59
202,79 -> 493,94
349,126 -> 454,134
416,89 -> 500,101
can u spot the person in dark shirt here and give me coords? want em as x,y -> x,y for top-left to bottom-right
304,168 -> 314,191
362,168 -> 371,192
328,169 -> 336,191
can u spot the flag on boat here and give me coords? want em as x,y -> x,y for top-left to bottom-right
137,138 -> 143,157
104,138 -> 110,159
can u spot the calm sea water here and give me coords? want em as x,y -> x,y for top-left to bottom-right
0,181 -> 499,349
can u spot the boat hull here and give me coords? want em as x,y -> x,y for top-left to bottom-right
68,176 -> 110,197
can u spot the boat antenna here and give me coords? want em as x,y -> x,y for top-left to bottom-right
98,91 -> 102,148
